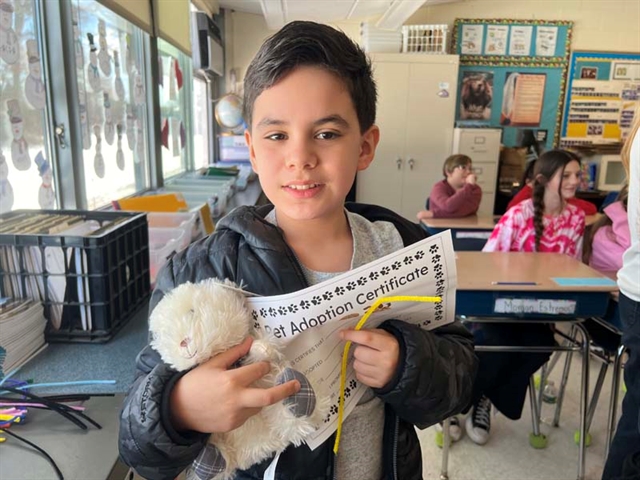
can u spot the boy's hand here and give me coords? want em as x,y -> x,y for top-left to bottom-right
169,337 -> 301,434
340,328 -> 400,389
465,173 -> 477,185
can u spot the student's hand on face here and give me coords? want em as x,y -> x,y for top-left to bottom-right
340,328 -> 400,389
465,173 -> 477,185
169,337 -> 301,433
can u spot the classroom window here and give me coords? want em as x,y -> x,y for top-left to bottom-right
158,38 -> 193,179
71,0 -> 151,210
192,75 -> 210,168
0,0 -> 56,212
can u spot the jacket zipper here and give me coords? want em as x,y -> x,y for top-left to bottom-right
392,415 -> 399,480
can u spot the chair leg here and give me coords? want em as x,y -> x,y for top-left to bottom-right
529,376 -> 548,448
536,362 -> 548,411
586,361 -> 608,432
440,417 -> 451,480
530,376 -> 541,435
554,346 -> 574,427
605,344 -> 627,459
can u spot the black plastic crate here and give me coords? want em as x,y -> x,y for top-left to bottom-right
0,210 -> 150,343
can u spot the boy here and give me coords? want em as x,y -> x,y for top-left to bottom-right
417,154 -> 482,220
119,21 -> 477,480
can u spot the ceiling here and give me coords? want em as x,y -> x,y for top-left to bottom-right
218,0 -> 462,30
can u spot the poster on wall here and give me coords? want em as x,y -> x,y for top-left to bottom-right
453,19 -> 572,148
561,51 -> 640,148
484,25 -> 508,56
508,26 -> 533,56
459,71 -> 493,121
501,72 -> 546,126
460,24 -> 483,55
535,27 -> 558,57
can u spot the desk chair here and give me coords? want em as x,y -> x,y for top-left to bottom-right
439,322 -> 591,480
600,191 -> 619,212
549,309 -> 627,459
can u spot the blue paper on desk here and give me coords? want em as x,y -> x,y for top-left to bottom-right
552,277 -> 617,287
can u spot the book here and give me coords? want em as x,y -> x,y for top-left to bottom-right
0,299 -> 47,377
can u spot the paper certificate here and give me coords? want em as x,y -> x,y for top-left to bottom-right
246,231 -> 457,449
509,26 -> 533,56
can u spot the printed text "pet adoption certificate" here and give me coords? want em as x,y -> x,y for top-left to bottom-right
246,231 -> 457,449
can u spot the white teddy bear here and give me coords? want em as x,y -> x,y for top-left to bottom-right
149,278 -> 328,480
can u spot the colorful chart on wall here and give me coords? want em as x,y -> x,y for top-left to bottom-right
560,51 -> 640,149
453,19 -> 573,149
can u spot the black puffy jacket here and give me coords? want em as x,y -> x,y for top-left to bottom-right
118,203 -> 477,480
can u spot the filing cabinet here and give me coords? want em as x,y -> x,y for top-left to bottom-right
452,128 -> 502,216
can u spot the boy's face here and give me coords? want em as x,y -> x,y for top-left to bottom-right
246,66 -> 379,224
446,163 -> 471,189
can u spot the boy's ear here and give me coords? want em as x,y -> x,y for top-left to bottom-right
244,129 -> 259,173
357,125 -> 380,171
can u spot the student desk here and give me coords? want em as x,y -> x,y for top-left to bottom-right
442,252 -> 618,480
422,214 -> 603,252
421,215 -> 499,251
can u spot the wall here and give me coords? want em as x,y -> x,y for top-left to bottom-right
408,0 -> 640,52
223,11 -> 363,93
225,1 -> 639,93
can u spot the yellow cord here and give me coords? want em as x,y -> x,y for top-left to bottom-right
332,295 -> 442,454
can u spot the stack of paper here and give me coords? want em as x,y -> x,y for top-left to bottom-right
0,214 -> 103,331
0,298 -> 47,378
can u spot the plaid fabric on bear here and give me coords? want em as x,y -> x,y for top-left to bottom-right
276,367 -> 317,418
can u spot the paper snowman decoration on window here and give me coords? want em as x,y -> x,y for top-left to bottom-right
79,103 -> 91,150
7,99 -> 30,171
0,150 -> 14,213
86,33 -> 101,91
103,93 -> 114,145
71,6 -> 83,67
125,33 -> 134,75
34,151 -> 55,209
113,49 -> 125,100
135,117 -> 144,163
97,19 -> 111,77
133,67 -> 145,106
25,39 -> 46,110
93,125 -> 105,178
0,0 -> 19,65
116,123 -> 125,171
125,104 -> 135,151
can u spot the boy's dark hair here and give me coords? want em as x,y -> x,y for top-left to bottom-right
243,21 -> 377,133
531,149 -> 582,250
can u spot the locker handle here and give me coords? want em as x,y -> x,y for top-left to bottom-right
396,158 -> 402,170
408,158 -> 415,170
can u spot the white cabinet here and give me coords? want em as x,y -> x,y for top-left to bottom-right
356,54 -> 459,220
452,128 -> 502,216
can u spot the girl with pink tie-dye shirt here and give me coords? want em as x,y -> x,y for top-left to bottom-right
460,150 -> 585,447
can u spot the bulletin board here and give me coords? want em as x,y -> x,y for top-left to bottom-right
452,19 -> 573,149
560,51 -> 640,150
453,18 -> 573,63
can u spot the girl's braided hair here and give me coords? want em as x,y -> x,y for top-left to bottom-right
531,149 -> 582,250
